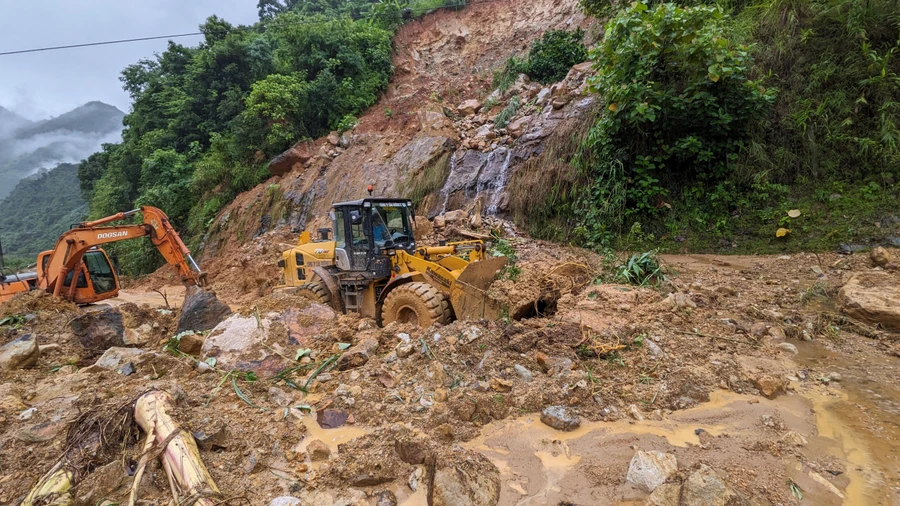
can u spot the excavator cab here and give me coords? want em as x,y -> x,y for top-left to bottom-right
38,248 -> 120,304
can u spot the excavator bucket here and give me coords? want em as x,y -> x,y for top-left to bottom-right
449,256 -> 509,322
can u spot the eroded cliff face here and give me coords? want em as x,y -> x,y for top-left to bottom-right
199,0 -> 595,268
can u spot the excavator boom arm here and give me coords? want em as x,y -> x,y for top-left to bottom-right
39,206 -> 205,296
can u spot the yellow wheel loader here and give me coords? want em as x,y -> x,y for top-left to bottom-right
277,197 -> 507,327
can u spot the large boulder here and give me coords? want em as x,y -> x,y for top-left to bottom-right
177,287 -> 232,334
839,271 -> 900,331
268,141 -> 313,176
457,99 -> 481,116
626,450 -> 677,492
0,334 -> 40,370
71,308 -> 124,356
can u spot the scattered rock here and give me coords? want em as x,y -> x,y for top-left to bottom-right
376,490 -> 397,506
457,99 -> 481,116
507,116 -> 531,138
628,404 -> 645,421
431,453 -> 500,506
646,482 -> 681,506
646,340 -> 664,359
350,474 -> 393,487
536,88 -> 552,104
681,464 -> 744,506
870,246 -> 894,268
490,377 -> 513,392
269,497 -> 302,506
754,375 -> 785,399
317,408 -> 349,429
397,343 -> 415,358
177,287 -> 232,333
540,406 -> 581,431
828,372 -> 842,382
177,332 -> 205,356
326,131 -> 340,146
551,96 -> 570,109
306,439 -> 331,461
626,450 -> 678,492
118,362 -> 135,376
433,215 -> 446,229
775,343 -> 799,354
414,215 -> 433,240
780,431 -> 808,447
840,271 -> 900,330
243,453 -> 261,474
19,407 -> 36,420
71,309 -> 124,355
443,209 -> 468,224
337,338 -> 379,371
94,347 -> 146,370
268,387 -> 294,407
750,322 -> 769,338
268,141 -> 313,176
513,364 -> 533,382
0,334 -> 40,370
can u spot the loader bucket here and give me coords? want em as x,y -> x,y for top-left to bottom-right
450,256 -> 509,322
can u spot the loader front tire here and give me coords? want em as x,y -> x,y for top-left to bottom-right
381,282 -> 451,328
295,279 -> 332,306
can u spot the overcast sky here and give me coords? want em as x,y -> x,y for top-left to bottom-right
0,1 -> 259,120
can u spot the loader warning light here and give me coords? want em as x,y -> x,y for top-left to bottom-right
367,185 -> 374,196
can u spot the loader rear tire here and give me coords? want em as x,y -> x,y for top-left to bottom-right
295,280 -> 332,306
382,282 -> 451,328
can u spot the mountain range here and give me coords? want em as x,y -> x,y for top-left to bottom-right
0,101 -> 125,200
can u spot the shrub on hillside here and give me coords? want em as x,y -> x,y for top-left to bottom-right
573,2 -> 775,246
519,29 -> 588,84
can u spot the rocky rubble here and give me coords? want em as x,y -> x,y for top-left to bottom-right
0,241 -> 898,504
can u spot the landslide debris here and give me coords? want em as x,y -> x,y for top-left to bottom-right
1,235 -> 898,505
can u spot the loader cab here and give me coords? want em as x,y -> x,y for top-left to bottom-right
331,198 -> 415,276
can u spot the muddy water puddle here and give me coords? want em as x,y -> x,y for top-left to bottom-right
795,341 -> 900,505
463,381 -> 899,506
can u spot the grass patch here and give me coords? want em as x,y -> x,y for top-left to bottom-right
401,152 -> 452,207
495,96 -> 521,130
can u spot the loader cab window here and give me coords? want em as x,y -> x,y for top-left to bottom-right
373,202 -> 414,249
333,209 -> 346,249
348,209 -> 368,248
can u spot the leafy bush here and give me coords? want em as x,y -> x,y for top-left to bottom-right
616,250 -> 665,286
573,2 -> 775,246
518,29 -> 588,84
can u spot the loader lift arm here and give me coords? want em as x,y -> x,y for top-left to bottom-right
38,206 -> 206,298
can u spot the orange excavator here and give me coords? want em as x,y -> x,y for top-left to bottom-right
0,206 -> 206,305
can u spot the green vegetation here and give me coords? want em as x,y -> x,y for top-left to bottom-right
79,1 -> 470,275
490,236 -> 522,281
494,96 -> 521,130
516,0 -> 900,254
573,2 -> 776,247
402,152 -> 451,207
493,29 -> 588,90
615,250 -> 665,286
0,164 -> 87,265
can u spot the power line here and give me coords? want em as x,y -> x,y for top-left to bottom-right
0,0 -> 501,57
0,33 -> 204,57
